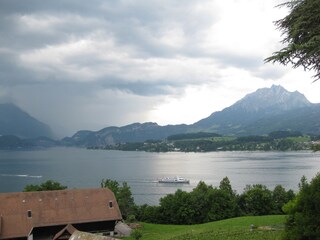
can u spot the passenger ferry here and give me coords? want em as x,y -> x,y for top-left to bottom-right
158,176 -> 190,184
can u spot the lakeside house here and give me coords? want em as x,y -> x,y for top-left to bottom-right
0,188 -> 122,240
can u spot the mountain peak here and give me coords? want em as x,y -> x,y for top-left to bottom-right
193,85 -> 316,134
232,85 -> 312,112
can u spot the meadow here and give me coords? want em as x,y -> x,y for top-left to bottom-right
126,215 -> 286,240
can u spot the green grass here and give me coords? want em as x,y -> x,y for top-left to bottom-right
125,215 -> 286,240
287,136 -> 311,143
176,136 -> 236,142
210,136 -> 237,142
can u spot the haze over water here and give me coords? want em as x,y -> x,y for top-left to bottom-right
0,147 -> 319,205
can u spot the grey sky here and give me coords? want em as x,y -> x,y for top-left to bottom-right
0,0 -> 319,138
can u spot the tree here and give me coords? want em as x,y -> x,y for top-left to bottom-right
265,0 -> 320,81
239,184 -> 273,216
190,181 -> 212,223
101,179 -> 135,220
219,177 -> 233,194
217,177 -> 239,218
272,185 -> 295,214
311,144 -> 320,151
23,180 -> 67,192
283,174 -> 320,239
206,187 -> 238,221
117,182 -> 135,219
135,204 -> 159,223
158,189 -> 195,224
100,178 -> 119,193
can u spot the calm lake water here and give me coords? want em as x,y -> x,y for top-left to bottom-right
0,147 -> 319,205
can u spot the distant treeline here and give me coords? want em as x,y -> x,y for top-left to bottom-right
0,135 -> 59,149
3,130 -> 319,151
92,130 -> 320,152
167,130 -> 303,141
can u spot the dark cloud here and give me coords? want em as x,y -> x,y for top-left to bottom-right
0,0 -> 102,16
99,78 -> 183,96
0,0 -> 219,88
9,82 -> 158,137
0,0 -> 298,135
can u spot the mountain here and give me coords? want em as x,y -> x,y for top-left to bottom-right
0,103 -> 53,139
241,104 -> 320,135
62,122 -> 189,147
192,85 -> 315,135
65,85 -> 320,147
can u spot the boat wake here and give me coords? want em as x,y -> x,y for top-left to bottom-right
123,179 -> 159,184
0,174 -> 42,178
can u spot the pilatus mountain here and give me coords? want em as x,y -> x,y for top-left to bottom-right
192,85 -> 316,135
65,85 -> 320,147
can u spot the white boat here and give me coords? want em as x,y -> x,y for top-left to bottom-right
158,176 -> 190,184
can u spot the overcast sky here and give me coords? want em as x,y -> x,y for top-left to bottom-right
1,0 -> 319,138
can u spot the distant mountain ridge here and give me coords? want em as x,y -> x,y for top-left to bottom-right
65,85 -> 320,147
62,122 -> 189,146
2,85 -> 319,148
0,103 -> 53,139
192,85 -> 315,135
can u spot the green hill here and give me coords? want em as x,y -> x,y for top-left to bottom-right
126,215 -> 285,240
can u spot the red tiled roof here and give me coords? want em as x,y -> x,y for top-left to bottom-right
0,188 -> 122,239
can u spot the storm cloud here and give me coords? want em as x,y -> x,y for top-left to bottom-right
0,0 -> 319,137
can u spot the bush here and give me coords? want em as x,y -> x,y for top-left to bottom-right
131,229 -> 143,240
126,214 -> 136,223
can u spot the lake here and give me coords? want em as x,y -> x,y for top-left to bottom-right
0,147 -> 319,205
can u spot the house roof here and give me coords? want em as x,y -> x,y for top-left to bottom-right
0,188 -> 122,239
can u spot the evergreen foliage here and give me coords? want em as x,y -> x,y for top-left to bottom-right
265,0 -> 320,80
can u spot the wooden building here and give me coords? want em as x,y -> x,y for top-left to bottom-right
0,188 -> 122,240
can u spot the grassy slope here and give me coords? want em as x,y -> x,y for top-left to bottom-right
126,215 -> 286,240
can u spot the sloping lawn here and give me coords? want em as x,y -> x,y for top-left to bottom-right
126,215 -> 286,240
